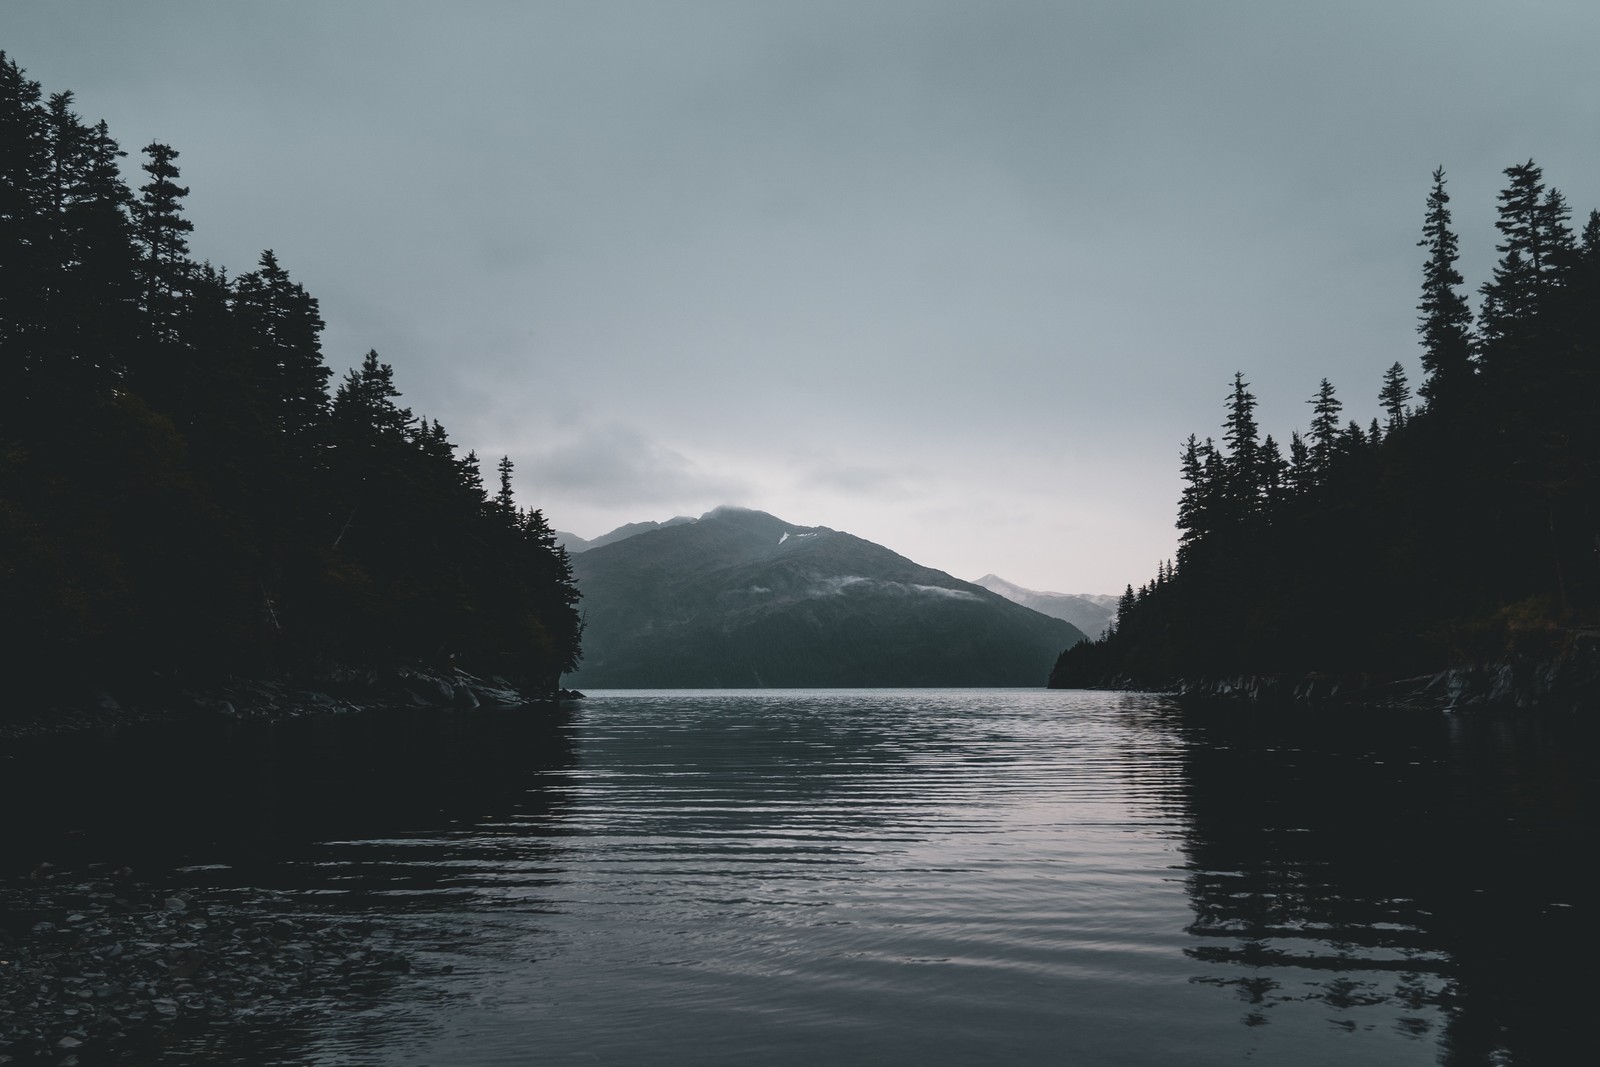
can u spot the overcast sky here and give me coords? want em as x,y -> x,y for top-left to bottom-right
7,1 -> 1600,594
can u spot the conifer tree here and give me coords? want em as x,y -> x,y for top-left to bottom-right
232,250 -> 331,449
332,349 -> 415,439
1260,433 -> 1288,504
457,449 -> 486,504
495,455 -> 517,517
1287,430 -> 1310,493
1221,372 -> 1261,513
1115,584 -> 1136,632
133,142 -> 193,339
1306,378 -> 1342,475
1176,434 -> 1215,564
44,97 -> 137,393
1379,361 -> 1410,431
1416,168 -> 1474,407
1479,160 -> 1574,348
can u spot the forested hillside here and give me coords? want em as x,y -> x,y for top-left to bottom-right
0,54 -> 582,698
1053,162 -> 1600,689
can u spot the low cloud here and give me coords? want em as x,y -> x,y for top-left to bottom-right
807,576 -> 978,601
909,584 -> 979,601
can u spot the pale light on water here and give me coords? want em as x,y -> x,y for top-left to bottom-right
5,689 -> 1591,1064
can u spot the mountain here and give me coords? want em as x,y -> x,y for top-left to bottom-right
555,515 -> 695,555
553,530 -> 592,553
972,575 -> 1116,638
567,507 -> 1086,688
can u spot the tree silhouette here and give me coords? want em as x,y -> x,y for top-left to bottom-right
1378,362 -> 1409,431
0,54 -> 584,701
1416,167 -> 1474,408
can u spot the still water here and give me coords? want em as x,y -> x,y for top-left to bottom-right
6,689 -> 1593,1064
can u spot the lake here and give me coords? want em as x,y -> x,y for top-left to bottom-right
3,688 -> 1592,1065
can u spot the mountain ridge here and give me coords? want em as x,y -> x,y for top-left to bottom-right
567,507 -> 1084,688
972,574 -> 1116,638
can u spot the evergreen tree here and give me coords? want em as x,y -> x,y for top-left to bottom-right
1379,361 -> 1410,431
1175,434 -> 1216,565
43,96 -> 138,395
1479,160 -> 1574,348
1582,210 -> 1600,259
132,142 -> 193,339
1287,431 -> 1310,493
332,349 -> 415,439
1221,372 -> 1261,513
1416,167 -> 1475,407
1260,433 -> 1288,504
1306,378 -> 1342,475
457,448 -> 486,504
1115,584 -> 1136,632
232,250 -> 331,449
495,454 -> 516,517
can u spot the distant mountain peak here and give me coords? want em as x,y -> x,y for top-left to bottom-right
559,513 -> 697,553
568,510 -> 1085,687
701,504 -> 760,520
972,575 -> 1116,638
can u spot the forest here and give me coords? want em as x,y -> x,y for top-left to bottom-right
1053,160 -> 1600,689
0,54 -> 583,702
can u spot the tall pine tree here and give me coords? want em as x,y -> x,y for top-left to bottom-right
1416,167 -> 1474,408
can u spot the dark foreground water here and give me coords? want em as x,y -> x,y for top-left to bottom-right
3,689 -> 1593,1065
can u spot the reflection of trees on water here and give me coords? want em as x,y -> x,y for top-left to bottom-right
1173,704 -> 1593,1065
0,705 -> 583,1066
1,704 -> 581,899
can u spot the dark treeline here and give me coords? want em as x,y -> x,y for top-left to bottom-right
1054,161 -> 1600,688
0,54 -> 581,697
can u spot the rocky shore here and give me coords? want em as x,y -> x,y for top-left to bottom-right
0,865 -> 416,1065
0,665 -> 584,741
1098,631 -> 1600,715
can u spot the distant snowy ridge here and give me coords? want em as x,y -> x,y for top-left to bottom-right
972,574 -> 1116,638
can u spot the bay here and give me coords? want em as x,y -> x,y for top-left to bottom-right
3,688 -> 1591,1065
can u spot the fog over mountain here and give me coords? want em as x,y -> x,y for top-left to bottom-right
567,507 -> 1084,688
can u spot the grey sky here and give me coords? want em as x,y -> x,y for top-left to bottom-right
6,1 -> 1599,594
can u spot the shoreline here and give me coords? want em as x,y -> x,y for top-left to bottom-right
1057,633 -> 1600,715
0,666 -> 584,743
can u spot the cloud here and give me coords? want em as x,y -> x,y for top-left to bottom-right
525,424 -> 751,507
9,1 -> 1600,594
800,461 -> 923,500
807,576 -> 978,601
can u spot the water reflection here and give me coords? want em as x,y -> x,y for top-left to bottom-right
1,705 -> 580,1065
1172,703 -> 1594,1065
4,691 -> 1593,1066
3,705 -> 577,878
